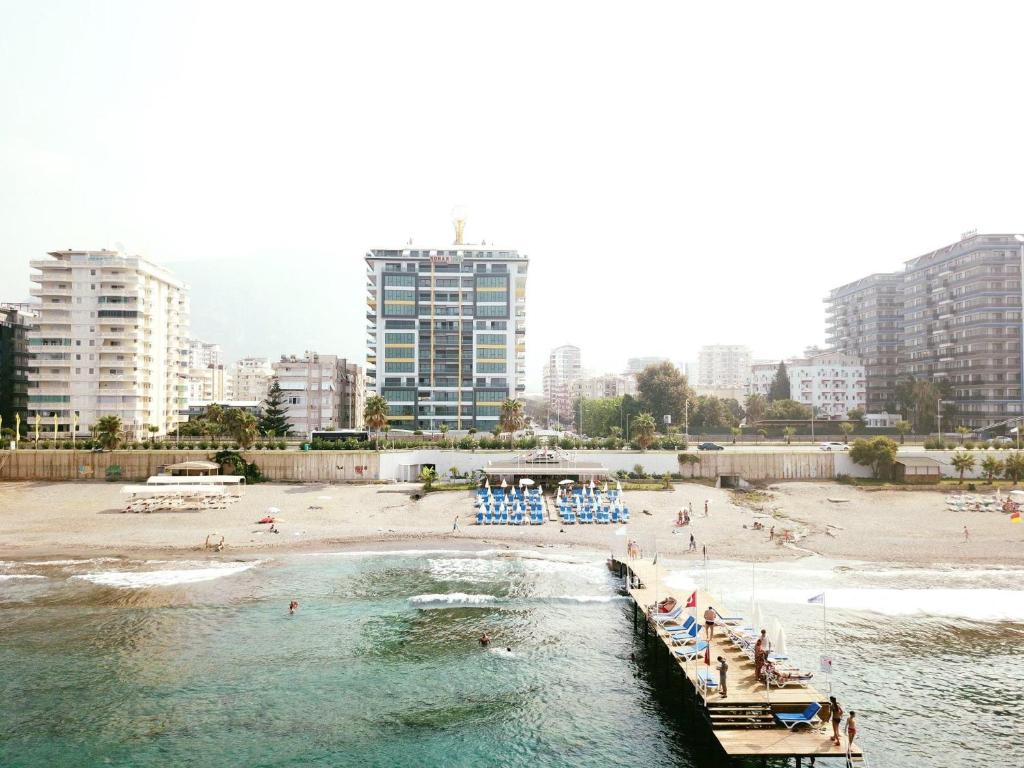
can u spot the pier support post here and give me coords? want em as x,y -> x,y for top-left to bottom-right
633,601 -> 637,631
795,757 -> 802,768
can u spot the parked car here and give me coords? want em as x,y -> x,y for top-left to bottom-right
697,442 -> 725,451
992,436 -> 1015,447
819,442 -> 848,451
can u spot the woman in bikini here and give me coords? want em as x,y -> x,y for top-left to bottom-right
829,696 -> 843,746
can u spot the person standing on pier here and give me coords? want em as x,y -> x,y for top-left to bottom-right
829,695 -> 844,746
716,656 -> 728,697
754,636 -> 766,680
703,605 -> 717,640
846,710 -> 857,750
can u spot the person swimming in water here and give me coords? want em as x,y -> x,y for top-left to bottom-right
289,600 -> 299,615
479,632 -> 491,646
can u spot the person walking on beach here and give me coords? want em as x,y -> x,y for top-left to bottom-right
828,695 -> 844,745
703,605 -> 717,640
963,525 -> 969,542
689,533 -> 696,552
704,499 -> 710,517
716,656 -> 728,697
452,515 -> 460,533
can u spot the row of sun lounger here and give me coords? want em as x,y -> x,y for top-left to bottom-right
557,506 -> 630,524
123,493 -> 236,513
475,508 -> 545,525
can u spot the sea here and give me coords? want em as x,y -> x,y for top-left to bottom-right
1,549 -> 1021,767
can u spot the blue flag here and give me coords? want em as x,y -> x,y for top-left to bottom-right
808,593 -> 825,604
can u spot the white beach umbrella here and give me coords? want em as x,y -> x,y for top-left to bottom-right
616,480 -> 622,492
559,479 -> 574,485
603,483 -> 609,493
752,603 -> 765,636
520,478 -> 535,486
771,619 -> 789,657
589,479 -> 596,489
267,507 -> 282,515
501,478 -> 508,488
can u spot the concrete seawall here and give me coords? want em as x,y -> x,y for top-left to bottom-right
0,448 -> 1008,483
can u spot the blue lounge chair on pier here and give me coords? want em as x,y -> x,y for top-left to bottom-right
696,669 -> 718,694
774,702 -> 822,729
673,640 -> 709,661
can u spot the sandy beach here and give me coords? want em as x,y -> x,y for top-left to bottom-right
1,480 -> 1021,565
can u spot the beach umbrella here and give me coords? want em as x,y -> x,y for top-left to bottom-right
559,479 -> 573,485
589,479 -> 596,489
520,478 -> 535,486
603,483 -> 608,493
616,480 -> 622,492
485,480 -> 490,490
771,619 -> 789,657
751,602 -> 765,636
267,507 -> 282,515
501,478 -> 508,488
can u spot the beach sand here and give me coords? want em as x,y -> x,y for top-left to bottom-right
1,480 -> 1021,565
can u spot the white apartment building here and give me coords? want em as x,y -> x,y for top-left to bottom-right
187,338 -> 222,369
232,357 -> 273,404
365,235 -> 528,431
574,373 -> 637,399
748,351 -> 865,420
697,344 -> 752,389
27,249 -> 189,439
186,364 -> 233,403
272,352 -> 366,435
542,345 -> 581,424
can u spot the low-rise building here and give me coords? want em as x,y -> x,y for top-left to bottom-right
272,352 -> 365,435
232,357 -> 273,404
574,373 -> 637,399
748,351 -> 866,420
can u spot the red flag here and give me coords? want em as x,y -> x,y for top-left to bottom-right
685,591 -> 696,608
704,644 -> 711,666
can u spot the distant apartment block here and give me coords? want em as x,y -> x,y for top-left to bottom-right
697,344 -> 752,389
749,351 -> 866,420
825,273 -> 902,411
365,238 -> 528,431
232,357 -> 273,404
542,345 -> 581,424
829,232 -> 1024,427
0,303 -> 32,429
27,249 -> 189,439
574,373 -> 637,399
626,356 -> 670,374
272,352 -> 365,435
187,364 -> 232,403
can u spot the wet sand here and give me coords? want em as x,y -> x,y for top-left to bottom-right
0,480 -> 1021,565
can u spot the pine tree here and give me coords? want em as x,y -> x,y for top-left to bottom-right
768,361 -> 790,401
259,377 -> 293,437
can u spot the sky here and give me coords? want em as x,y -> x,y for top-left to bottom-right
3,1 -> 1024,391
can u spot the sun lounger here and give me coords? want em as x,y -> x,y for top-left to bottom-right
668,623 -> 701,645
714,609 -> 743,625
696,668 -> 718,694
476,511 -> 485,525
650,605 -> 683,623
674,640 -> 709,661
773,701 -> 821,729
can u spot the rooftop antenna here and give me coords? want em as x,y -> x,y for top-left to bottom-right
451,205 -> 469,245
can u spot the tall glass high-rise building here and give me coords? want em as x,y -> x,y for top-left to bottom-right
365,240 -> 527,431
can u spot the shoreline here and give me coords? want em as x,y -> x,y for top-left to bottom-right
2,480 -> 1022,567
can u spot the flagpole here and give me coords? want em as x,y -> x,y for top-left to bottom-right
824,592 -> 831,694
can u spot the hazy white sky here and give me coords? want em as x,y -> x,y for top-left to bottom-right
3,1 -> 1024,390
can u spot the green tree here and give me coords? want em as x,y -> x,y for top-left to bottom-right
950,450 -> 976,485
93,415 -> 124,450
783,426 -> 795,445
259,378 -> 293,437
691,395 -> 736,432
768,361 -> 790,401
1004,452 -> 1024,484
956,425 -> 970,445
981,455 -> 1004,483
839,422 -> 854,443
574,396 -> 624,437
147,424 -> 159,436
632,412 -> 657,451
895,376 -> 952,434
419,465 -> 438,491
849,436 -> 899,480
635,362 -> 695,433
363,394 -> 390,449
223,409 -> 259,449
499,398 -> 525,441
895,420 -> 911,445
765,399 -> 812,420
730,426 -> 741,444
846,408 -> 865,426
744,393 -> 767,424
439,423 -> 449,447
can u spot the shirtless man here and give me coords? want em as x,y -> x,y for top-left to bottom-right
703,605 -> 717,640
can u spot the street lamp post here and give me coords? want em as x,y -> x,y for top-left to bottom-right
684,398 -> 690,445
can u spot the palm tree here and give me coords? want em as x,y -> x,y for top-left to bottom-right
895,420 -> 911,445
950,450 -> 975,485
1004,452 -> 1024,485
981,455 -> 1004,484
499,399 -> 525,444
730,426 -> 741,445
223,409 -> 259,449
632,413 -> 657,452
363,395 -> 390,449
419,465 -> 438,491
439,423 -> 449,447
839,422 -> 854,444
94,415 -> 123,450
783,426 -> 796,445
956,425 -> 970,445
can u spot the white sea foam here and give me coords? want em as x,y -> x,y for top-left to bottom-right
305,549 -> 469,558
545,595 -> 627,604
0,574 -> 46,581
408,592 -> 498,607
22,558 -> 120,566
72,561 -> 258,589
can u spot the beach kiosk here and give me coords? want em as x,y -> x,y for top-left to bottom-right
163,460 -> 222,477
893,456 -> 942,484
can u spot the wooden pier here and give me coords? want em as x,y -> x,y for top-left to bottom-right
613,556 -> 864,766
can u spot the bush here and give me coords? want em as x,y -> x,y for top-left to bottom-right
198,441 -> 209,450
923,438 -> 948,450
62,440 -> 74,449
141,440 -> 151,449
963,440 -> 976,450
456,436 -> 477,450
276,441 -> 287,450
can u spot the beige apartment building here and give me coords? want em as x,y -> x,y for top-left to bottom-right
232,357 -> 273,404
27,249 -> 189,439
271,352 -> 365,435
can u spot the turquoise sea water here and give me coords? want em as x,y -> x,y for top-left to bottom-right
1,550 -> 1022,767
